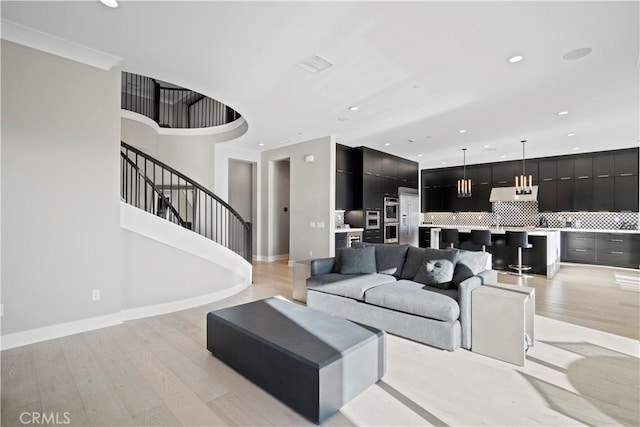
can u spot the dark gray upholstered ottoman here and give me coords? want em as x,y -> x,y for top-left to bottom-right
207,297 -> 386,424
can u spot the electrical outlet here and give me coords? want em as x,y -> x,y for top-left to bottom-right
92,289 -> 101,301
317,222 -> 325,228
309,250 -> 313,257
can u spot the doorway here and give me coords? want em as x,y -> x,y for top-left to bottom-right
228,159 -> 257,256
272,159 -> 290,260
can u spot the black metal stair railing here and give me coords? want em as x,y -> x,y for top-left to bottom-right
120,141 -> 252,263
121,71 -> 241,129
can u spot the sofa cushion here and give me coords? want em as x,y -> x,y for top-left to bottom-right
413,248 -> 458,289
340,246 -> 377,274
307,273 -> 397,301
331,248 -> 344,273
400,246 -> 427,279
353,242 -> 409,276
452,250 -> 490,287
364,280 -> 460,322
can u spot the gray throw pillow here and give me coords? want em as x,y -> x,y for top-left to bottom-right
451,250 -> 490,287
412,248 -> 458,289
340,246 -> 377,275
352,242 -> 409,276
332,248 -> 344,273
400,246 -> 427,279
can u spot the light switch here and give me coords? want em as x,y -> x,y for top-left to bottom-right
310,221 -> 316,228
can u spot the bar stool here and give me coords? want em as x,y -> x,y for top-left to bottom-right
441,228 -> 459,249
471,229 -> 492,252
506,231 -> 533,276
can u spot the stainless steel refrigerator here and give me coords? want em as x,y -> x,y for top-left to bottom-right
399,187 -> 419,246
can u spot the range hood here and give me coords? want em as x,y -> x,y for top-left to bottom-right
489,186 -> 538,202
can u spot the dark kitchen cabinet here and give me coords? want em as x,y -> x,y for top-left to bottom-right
538,159 -> 557,181
614,175 -> 639,211
419,227 -> 432,248
335,171 -> 354,210
537,180 -> 556,212
363,149 -> 381,176
573,178 -> 592,211
556,158 -> 574,181
573,155 -> 593,179
592,177 -> 614,211
562,231 -> 639,269
593,153 -> 615,178
336,144 -> 353,174
492,161 -> 517,187
615,149 -> 639,177
363,229 -> 382,244
556,179 -> 574,211
363,174 -> 382,211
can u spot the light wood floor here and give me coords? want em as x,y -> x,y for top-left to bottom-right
1,261 -> 638,426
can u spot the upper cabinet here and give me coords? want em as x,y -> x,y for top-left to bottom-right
421,147 -> 639,213
336,145 -> 419,212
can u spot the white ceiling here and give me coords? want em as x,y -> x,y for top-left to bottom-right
2,1 -> 639,168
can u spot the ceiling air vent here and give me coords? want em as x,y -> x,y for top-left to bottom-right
296,54 -> 334,74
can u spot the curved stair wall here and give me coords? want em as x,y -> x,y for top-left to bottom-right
120,202 -> 251,320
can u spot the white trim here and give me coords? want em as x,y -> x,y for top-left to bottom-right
121,281 -> 249,321
254,253 -> 289,262
1,19 -> 122,70
0,313 -> 123,351
121,109 -> 247,137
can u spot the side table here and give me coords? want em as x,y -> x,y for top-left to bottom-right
472,283 -> 535,366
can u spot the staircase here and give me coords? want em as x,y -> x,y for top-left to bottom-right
120,141 -> 252,263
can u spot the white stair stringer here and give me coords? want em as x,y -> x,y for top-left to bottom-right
119,202 -> 252,320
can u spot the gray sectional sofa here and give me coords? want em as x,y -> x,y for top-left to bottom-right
306,243 -> 497,351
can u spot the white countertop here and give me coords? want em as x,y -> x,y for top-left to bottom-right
335,228 -> 364,233
420,224 -> 639,234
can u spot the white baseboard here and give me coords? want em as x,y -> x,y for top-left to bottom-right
0,312 -> 123,351
0,281 -> 251,351
121,281 -> 250,321
254,253 -> 289,262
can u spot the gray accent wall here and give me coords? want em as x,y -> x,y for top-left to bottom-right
1,41 -> 121,334
260,136 -> 335,262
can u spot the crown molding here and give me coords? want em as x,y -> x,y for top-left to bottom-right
1,19 -> 122,70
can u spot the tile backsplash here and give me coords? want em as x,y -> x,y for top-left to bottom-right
423,201 -> 639,230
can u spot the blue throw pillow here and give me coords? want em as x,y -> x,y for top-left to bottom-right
340,246 -> 377,275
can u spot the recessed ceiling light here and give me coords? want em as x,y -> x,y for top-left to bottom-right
99,0 -> 118,7
258,143 -> 265,147
348,106 -> 359,111
507,55 -> 524,63
573,147 -> 580,150
483,145 -> 490,149
384,143 -> 391,146
557,111 -> 569,116
417,154 -> 423,157
441,162 -> 447,165
458,129 -> 467,134
566,133 -> 576,137
563,48 -> 592,61
501,155 -> 506,158
408,139 -> 416,143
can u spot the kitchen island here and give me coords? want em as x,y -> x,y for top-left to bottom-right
424,226 -> 561,278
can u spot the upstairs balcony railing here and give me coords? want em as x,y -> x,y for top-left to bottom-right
121,72 -> 241,129
120,141 -> 252,263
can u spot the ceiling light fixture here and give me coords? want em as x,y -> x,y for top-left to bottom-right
457,149 -> 472,198
417,154 -> 423,157
441,162 -> 447,165
557,111 -> 569,116
296,54 -> 334,74
99,0 -> 118,7
483,145 -> 490,148
384,143 -> 391,146
573,147 -> 580,151
501,155 -> 507,159
408,139 -> 416,143
258,143 -> 265,147
458,129 -> 467,134
507,55 -> 524,63
567,133 -> 576,137
348,106 -> 359,111
515,140 -> 532,195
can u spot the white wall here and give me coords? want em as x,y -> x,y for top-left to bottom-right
1,41 -> 121,334
260,136 -> 336,262
121,117 -> 217,191
228,159 -> 253,221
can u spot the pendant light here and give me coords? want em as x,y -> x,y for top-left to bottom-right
457,148 -> 472,198
515,140 -> 532,195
